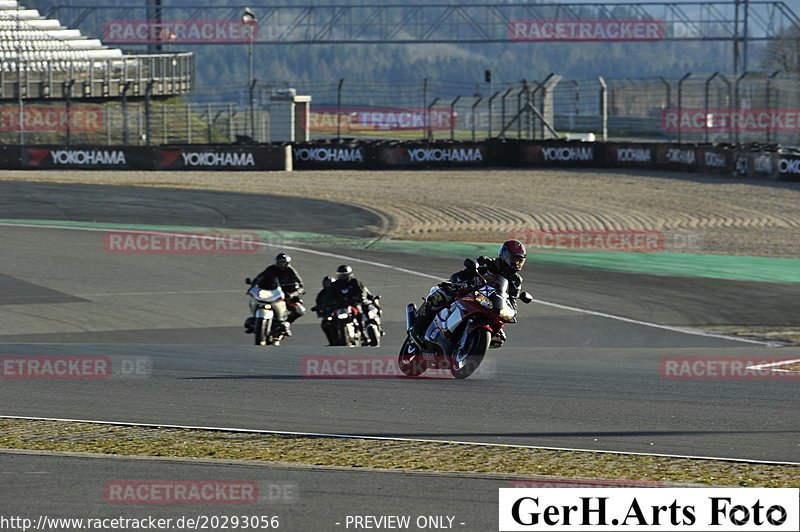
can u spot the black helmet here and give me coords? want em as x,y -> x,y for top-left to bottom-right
275,252 -> 291,268
322,275 -> 335,288
499,239 -> 526,272
335,264 -> 353,282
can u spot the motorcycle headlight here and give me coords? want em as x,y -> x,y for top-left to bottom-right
475,293 -> 493,308
257,289 -> 273,299
337,312 -> 349,320
498,304 -> 516,322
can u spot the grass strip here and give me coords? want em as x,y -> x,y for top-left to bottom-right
1,219 -> 798,284
1,419 -> 797,487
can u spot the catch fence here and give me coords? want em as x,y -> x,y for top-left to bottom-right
2,72 -> 799,146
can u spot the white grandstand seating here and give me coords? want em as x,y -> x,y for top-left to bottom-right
0,0 -> 125,71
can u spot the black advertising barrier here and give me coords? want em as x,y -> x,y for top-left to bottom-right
746,151 -> 780,180
696,145 -> 734,174
0,145 -> 21,169
776,152 -> 800,182
157,145 -> 290,171
0,141 -> 796,181
604,143 -> 655,169
20,146 -> 152,170
654,144 -> 700,172
292,141 -> 370,170
516,140 -> 602,167
375,141 -> 488,168
13,145 -> 291,170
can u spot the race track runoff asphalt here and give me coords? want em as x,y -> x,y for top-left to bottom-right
1,181 -> 798,529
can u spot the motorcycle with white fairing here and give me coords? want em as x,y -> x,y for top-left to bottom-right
244,278 -> 288,346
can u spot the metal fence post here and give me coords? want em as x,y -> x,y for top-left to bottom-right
487,91 -> 500,139
207,103 -> 212,143
516,83 -> 525,139
228,103 -> 234,141
766,71 -> 780,144
106,103 -> 112,145
734,72 -> 749,144
598,76 -> 607,141
704,72 -> 719,143
64,79 -> 75,146
449,95 -> 461,140
500,87 -> 513,138
336,78 -> 344,140
658,77 -> 672,141
122,81 -> 131,145
427,97 -> 439,141
422,78 -> 428,141
677,73 -> 691,144
525,80 -> 532,139
145,80 -> 155,145
471,96 -> 482,141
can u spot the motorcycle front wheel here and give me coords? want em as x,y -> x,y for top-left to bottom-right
344,323 -> 361,347
450,328 -> 490,379
397,337 -> 427,377
254,317 -> 271,346
366,324 -> 381,347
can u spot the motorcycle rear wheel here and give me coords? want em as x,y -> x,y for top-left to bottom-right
397,338 -> 427,377
450,328 -> 490,379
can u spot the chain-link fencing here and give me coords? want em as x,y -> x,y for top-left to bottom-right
2,72 -> 799,146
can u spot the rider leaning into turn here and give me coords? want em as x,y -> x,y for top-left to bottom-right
249,252 -> 305,336
410,239 -> 527,346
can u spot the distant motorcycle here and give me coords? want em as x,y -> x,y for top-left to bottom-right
325,305 -> 363,347
399,259 -> 532,379
362,295 -> 384,347
244,277 -> 287,346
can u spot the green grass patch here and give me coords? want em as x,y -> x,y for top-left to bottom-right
1,419 -> 798,487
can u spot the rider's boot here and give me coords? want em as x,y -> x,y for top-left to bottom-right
244,317 -> 254,334
490,329 -> 507,348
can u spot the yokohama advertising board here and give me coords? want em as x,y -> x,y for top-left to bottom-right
377,143 -> 486,167
158,147 -> 287,170
519,142 -> 598,167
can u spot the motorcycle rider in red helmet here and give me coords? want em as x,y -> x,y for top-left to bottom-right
409,239 -> 527,347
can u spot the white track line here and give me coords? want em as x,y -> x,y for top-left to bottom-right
0,221 -> 785,347
747,359 -> 800,373
3,415 -> 798,466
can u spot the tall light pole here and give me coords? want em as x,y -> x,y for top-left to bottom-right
242,7 -> 257,140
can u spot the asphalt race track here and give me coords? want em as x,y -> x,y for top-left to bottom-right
1,450 -> 504,529
1,180 -> 799,529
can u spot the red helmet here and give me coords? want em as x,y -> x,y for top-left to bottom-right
499,239 -> 526,272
